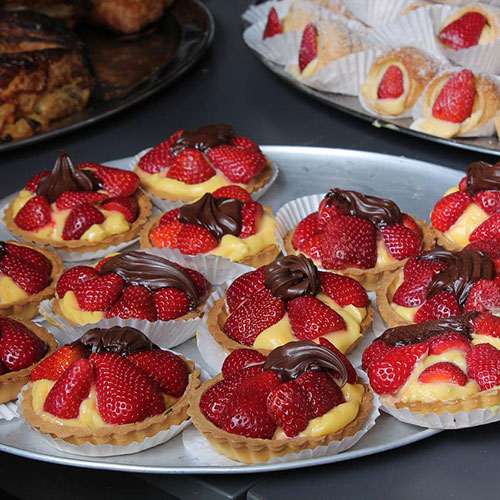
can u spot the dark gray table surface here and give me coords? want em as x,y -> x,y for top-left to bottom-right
1,1 -> 499,499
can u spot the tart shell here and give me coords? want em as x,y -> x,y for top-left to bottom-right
433,227 -> 464,252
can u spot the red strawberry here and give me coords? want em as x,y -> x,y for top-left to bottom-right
25,170 -> 50,193
263,7 -> 283,39
299,23 -> 318,73
318,271 -> 368,307
431,190 -> 472,232
128,350 -> 188,397
5,243 -> 52,275
107,285 -> 157,321
235,369 -> 280,398
418,361 -> 467,386
439,12 -> 486,50
56,265 -> 99,298
473,190 -> 500,216
377,64 -> 404,99
432,70 -> 476,123
43,358 -> 91,419
470,213 -> 500,242
100,196 -> 138,223
137,133 -> 182,173
368,343 -> 428,394
464,279 -> 500,312
88,164 -> 140,197
320,215 -> 377,270
427,332 -> 470,355
159,208 -> 180,226
293,212 -> 320,250
176,223 -> 218,255
223,287 -> 285,346
287,295 -> 346,340
91,352 -> 165,424
402,214 -> 422,236
74,273 -> 124,311
231,136 -> 261,154
266,381 -> 312,437
466,343 -> 500,390
95,256 -> 113,272
318,337 -> 357,384
226,267 -> 266,313
459,177 -> 468,191
414,292 -> 461,323
212,185 -> 252,202
393,268 -> 435,308
153,287 -> 191,321
206,145 -> 266,184
0,253 -> 49,294
14,195 -> 51,231
362,339 -> 392,372
403,255 -> 447,280
240,201 -> 262,238
465,240 -> 500,272
166,148 -> 215,184
473,312 -> 500,338
62,203 -> 105,241
31,344 -> 87,382
150,221 -> 183,249
381,223 -> 422,261
318,200 -> 342,229
55,191 -> 107,210
300,234 -> 322,260
182,267 -> 209,298
221,349 -> 266,378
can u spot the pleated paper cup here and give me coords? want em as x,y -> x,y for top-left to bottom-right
0,401 -> 19,421
242,0 -> 318,26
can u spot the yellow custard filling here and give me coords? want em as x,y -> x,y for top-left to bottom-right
58,291 -> 105,325
472,334 -> 500,350
443,203 -> 488,247
0,275 -> 29,304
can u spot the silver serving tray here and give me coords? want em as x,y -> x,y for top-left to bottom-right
0,146 -> 462,474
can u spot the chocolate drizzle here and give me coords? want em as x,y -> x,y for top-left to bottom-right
172,124 -> 234,154
464,161 -> 500,194
324,188 -> 402,227
263,340 -> 348,386
178,193 -> 243,240
264,255 -> 319,300
419,249 -> 495,306
100,251 -> 202,306
379,312 -> 478,347
36,151 -> 101,203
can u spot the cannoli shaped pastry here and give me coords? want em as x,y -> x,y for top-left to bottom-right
410,68 -> 500,138
289,0 -> 353,18
263,2 -> 323,39
360,46 -> 440,116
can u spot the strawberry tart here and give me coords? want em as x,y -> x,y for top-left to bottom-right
134,124 -> 274,204
140,187 -> 279,267
0,240 -> 62,320
188,339 -> 373,463
206,254 -> 372,355
21,326 -> 200,447
283,188 -> 435,290
431,160 -> 499,251
4,151 -> 152,256
0,317 -> 57,405
377,246 -> 500,327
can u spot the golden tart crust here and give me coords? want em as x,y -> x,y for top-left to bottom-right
188,376 -> 373,464
433,227 -> 465,252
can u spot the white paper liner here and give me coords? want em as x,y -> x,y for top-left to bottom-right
0,401 -> 19,420
182,371 -> 380,465
130,149 -> 280,212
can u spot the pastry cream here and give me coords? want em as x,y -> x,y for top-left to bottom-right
442,203 -> 488,247
59,291 -> 105,325
472,334 -> 500,350
12,189 -> 34,215
0,275 -> 29,304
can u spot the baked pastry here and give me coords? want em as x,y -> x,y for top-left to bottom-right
206,254 -> 372,355
283,188 -> 435,290
431,160 -> 499,250
0,317 -> 57,404
140,187 -> 279,267
0,11 -> 94,142
0,241 -> 62,320
263,3 -> 321,39
52,250 -> 210,327
377,246 -> 500,327
360,46 -> 440,117
135,124 -> 274,204
410,69 -> 500,139
290,0 -> 353,18
438,4 -> 500,50
21,326 -> 199,446
189,340 -> 373,463
4,151 -> 152,255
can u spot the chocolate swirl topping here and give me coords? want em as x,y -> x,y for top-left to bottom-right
419,249 -> 495,306
100,251 -> 201,306
172,124 -> 234,154
77,326 -> 159,356
264,255 -> 319,300
464,161 -> 500,194
36,151 -> 101,203
263,340 -> 348,386
178,192 -> 243,240
324,188 -> 402,227
379,312 -> 478,347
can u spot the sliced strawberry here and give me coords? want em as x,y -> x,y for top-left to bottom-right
393,268 -> 435,308
381,223 -> 422,261
107,285 -> 157,321
466,343 -> 500,390
14,195 -> 51,231
0,253 -> 49,294
94,256 -> 113,272
231,136 -> 261,154
101,196 -> 138,223
377,65 -> 404,99
473,190 -> 500,216
263,7 -> 283,39
166,148 -> 215,184
5,243 -> 51,274
431,190 -> 472,232
362,339 -> 392,372
226,267 -> 266,313
300,233 -> 322,260
469,213 -> 500,242
56,265 -> 99,298
403,255 -> 447,281
74,273 -> 124,312
318,337 -> 357,384
414,291 -> 461,323
459,177 -> 468,191
55,191 -> 107,210
234,369 -> 280,399
137,133 -> 182,173
159,208 -> 181,226
293,212 -> 320,250
153,287 -> 191,321
31,344 -> 87,382
465,240 -> 500,273
473,312 -> 500,338
62,203 -> 105,241
418,361 -> 467,386
86,164 -> 140,197
287,295 -> 346,340
432,70 -> 475,123
439,12 -> 486,50
176,223 -> 218,255
402,214 -> 422,236
212,185 -> 252,202
240,201 -> 262,238
318,200 -> 342,229
221,349 -> 266,378
150,221 -> 183,249
25,170 -> 50,193
427,332 -> 470,355
299,23 -> 318,73
318,271 -> 368,307
182,267 -> 209,298
464,279 -> 500,312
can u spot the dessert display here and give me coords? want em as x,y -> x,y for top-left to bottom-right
430,160 -> 499,250
206,254 -> 372,355
0,241 -> 62,320
3,151 -> 152,256
0,317 -> 57,405
20,326 -> 200,448
140,188 -> 280,267
281,188 -> 434,290
134,124 -> 275,205
188,340 -> 374,463
377,246 -> 500,327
